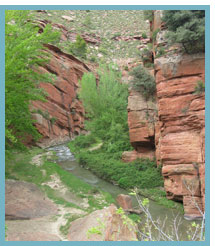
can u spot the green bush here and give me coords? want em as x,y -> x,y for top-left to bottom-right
70,34 -> 87,59
155,47 -> 166,58
193,80 -> 205,95
67,144 -> 163,190
162,10 -> 205,53
129,65 -> 156,100
142,32 -> 147,39
70,134 -> 98,149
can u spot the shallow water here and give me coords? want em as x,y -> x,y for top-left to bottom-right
48,144 -> 201,241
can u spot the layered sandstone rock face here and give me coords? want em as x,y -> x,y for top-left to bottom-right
155,53 -> 205,219
122,89 -> 157,162
123,11 -> 205,218
31,44 -> 90,147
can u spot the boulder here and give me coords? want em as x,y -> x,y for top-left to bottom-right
5,180 -> 58,220
67,204 -> 137,241
116,194 -> 133,210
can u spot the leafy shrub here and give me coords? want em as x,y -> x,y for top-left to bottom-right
129,65 -> 156,100
162,10 -> 205,53
68,146 -> 163,190
70,134 -> 98,149
155,47 -> 166,58
70,34 -> 87,59
142,32 -> 147,39
193,80 -> 205,95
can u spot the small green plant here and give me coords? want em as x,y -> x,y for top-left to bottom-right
98,47 -> 108,55
144,63 -> 154,68
70,34 -> 87,59
152,28 -> 160,42
5,224 -> 8,240
155,47 -> 166,58
193,80 -> 205,95
60,214 -> 82,236
112,32 -> 121,39
142,32 -> 147,39
89,55 -> 97,63
129,65 -> 156,100
181,105 -> 189,114
83,15 -> 92,28
87,218 -> 105,239
50,117 -> 57,125
116,207 -> 135,231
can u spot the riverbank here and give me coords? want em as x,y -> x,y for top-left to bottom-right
68,135 -> 183,211
5,147 -> 116,240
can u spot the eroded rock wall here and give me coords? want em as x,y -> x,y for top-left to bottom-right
155,53 -> 205,219
153,10 -> 205,219
123,10 -> 205,218
31,44 -> 90,147
122,89 -> 157,162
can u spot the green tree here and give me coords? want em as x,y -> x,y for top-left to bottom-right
162,10 -> 205,53
79,65 -> 130,152
5,10 -> 60,149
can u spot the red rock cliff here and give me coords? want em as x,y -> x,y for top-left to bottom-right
123,11 -> 205,219
155,53 -> 205,219
31,44 -> 90,147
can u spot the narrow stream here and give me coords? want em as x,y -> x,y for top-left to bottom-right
48,144 -> 200,240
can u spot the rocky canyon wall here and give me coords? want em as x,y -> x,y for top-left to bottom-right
155,53 -> 205,219
31,44 -> 90,147
123,10 -> 205,219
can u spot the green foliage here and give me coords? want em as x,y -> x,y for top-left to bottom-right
5,10 -> 60,150
143,10 -> 154,21
193,80 -> 205,95
83,15 -> 92,28
67,146 -> 164,190
60,214 -> 83,236
70,34 -> 87,59
71,134 -> 98,149
152,28 -> 160,42
79,65 -> 131,152
129,65 -> 156,100
142,32 -> 147,39
128,213 -> 141,223
139,188 -> 183,210
162,10 -> 205,53
155,47 -> 166,58
5,224 -> 8,240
